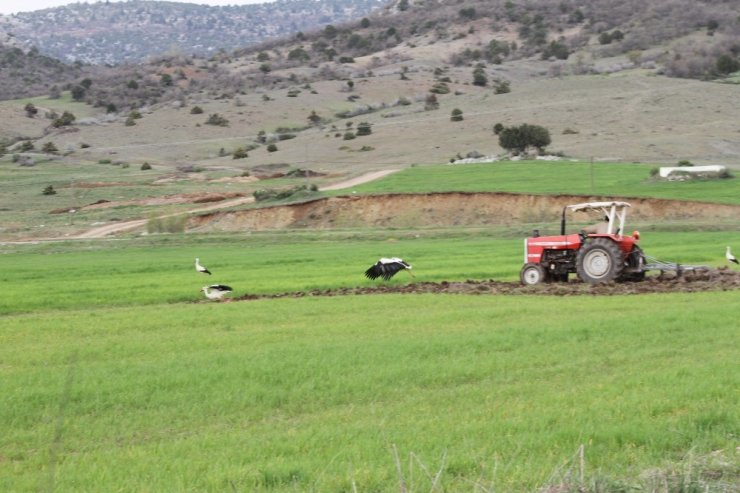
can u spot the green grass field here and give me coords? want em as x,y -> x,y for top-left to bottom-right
1,156 -> 739,491
2,289 -> 737,492
1,231 -> 739,491
1,229 -> 736,315
348,161 -> 740,205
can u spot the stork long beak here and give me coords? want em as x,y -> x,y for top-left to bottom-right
405,268 -> 415,278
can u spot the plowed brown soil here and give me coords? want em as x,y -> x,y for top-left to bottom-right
225,269 -> 740,302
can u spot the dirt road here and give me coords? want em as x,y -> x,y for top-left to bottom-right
73,195 -> 257,238
72,169 -> 399,239
318,169 -> 399,191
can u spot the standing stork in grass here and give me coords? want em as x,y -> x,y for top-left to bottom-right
195,257 -> 212,275
202,284 -> 233,300
727,246 -> 739,265
364,258 -> 413,280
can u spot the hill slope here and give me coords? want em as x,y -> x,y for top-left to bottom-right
0,0 -> 385,65
1,0 -> 739,241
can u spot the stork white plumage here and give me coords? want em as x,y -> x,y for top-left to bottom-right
727,246 -> 739,265
195,257 -> 212,275
364,257 -> 413,280
202,284 -> 233,300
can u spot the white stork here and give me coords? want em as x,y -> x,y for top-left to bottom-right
202,284 -> 233,300
195,257 -> 212,275
727,246 -> 739,265
364,257 -> 413,280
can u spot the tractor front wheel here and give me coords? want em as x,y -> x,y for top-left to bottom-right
576,238 -> 624,283
520,263 -> 547,285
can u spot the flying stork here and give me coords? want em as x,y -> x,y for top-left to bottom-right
727,246 -> 739,265
202,284 -> 233,300
364,257 -> 413,280
195,257 -> 212,275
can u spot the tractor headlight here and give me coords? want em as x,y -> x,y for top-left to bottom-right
632,230 -> 640,240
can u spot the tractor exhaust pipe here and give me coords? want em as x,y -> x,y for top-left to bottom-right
560,207 -> 567,235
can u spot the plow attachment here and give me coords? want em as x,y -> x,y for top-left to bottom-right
642,255 -> 709,275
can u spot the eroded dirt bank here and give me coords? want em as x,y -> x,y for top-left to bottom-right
188,192 -> 740,232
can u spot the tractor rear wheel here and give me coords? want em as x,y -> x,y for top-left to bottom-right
576,238 -> 624,283
520,263 -> 547,285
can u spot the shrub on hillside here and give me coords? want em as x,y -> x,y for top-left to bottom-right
288,47 -> 310,62
253,184 -> 314,202
542,41 -> 569,60
498,123 -> 551,154
425,94 -> 439,111
24,103 -> 38,118
307,110 -> 322,125
232,147 -> 249,159
430,82 -> 450,94
356,122 -> 372,136
493,79 -> 511,94
146,214 -> 186,234
19,141 -> 35,152
472,66 -> 487,86
42,142 -> 58,154
52,111 -> 76,128
205,113 -> 229,126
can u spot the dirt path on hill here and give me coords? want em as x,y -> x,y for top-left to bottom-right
318,169 -> 400,191
73,195 -> 257,238
72,169 -> 399,239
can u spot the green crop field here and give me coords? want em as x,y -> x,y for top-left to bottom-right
1,156 -> 739,491
1,289 -> 738,492
1,231 -> 739,492
348,161 -> 740,205
1,229 -> 736,315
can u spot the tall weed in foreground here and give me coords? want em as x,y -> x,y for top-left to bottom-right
387,445 -> 738,492
537,446 -> 738,493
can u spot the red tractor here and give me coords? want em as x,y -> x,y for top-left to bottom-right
520,201 -> 646,284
